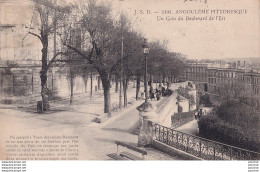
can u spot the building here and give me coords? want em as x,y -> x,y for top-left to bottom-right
0,0 -> 102,104
0,0 -> 42,63
182,63 -> 208,92
181,61 -> 260,106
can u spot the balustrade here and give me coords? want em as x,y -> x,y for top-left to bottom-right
154,123 -> 260,160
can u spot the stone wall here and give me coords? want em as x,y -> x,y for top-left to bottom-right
0,66 -> 101,103
155,93 -> 178,127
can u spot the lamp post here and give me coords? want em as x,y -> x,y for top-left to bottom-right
142,38 -> 149,103
119,22 -> 123,109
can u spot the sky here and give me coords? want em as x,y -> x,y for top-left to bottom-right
111,0 -> 260,60
13,0 -> 259,60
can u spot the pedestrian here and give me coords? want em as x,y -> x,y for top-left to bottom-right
141,92 -> 144,100
162,86 -> 165,96
137,91 -> 141,100
150,90 -> 155,100
149,89 -> 153,100
156,92 -> 161,101
198,109 -> 203,120
194,111 -> 198,120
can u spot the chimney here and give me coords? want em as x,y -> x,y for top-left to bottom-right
238,61 -> 240,67
244,61 -> 246,67
234,62 -> 236,68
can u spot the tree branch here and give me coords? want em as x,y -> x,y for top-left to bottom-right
109,55 -> 129,73
28,31 -> 42,41
64,43 -> 94,64
47,51 -> 67,70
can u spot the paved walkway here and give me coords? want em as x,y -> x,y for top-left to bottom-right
175,119 -> 199,136
0,84 -> 177,160
174,107 -> 213,136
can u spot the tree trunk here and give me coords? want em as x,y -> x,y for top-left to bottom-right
83,75 -> 88,93
40,70 -> 49,111
101,76 -> 111,113
40,35 -> 49,111
103,84 -> 111,114
70,69 -> 74,105
90,69 -> 93,98
119,73 -> 122,108
115,75 -> 119,92
123,77 -> 128,107
136,74 -> 140,100
162,73 -> 166,84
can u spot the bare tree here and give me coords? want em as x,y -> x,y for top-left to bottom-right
27,0 -> 70,111
64,0 -> 127,113
216,80 -> 251,104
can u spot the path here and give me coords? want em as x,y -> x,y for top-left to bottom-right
174,119 -> 199,136
0,90 -> 177,160
174,107 -> 213,135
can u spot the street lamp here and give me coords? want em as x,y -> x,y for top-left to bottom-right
142,38 -> 149,103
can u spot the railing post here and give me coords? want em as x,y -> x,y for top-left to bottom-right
171,130 -> 174,146
221,146 -> 224,159
213,145 -> 216,160
155,124 -> 158,140
230,148 -> 232,160
159,125 -> 161,141
176,132 -> 179,148
182,133 -> 184,147
151,122 -> 155,140
186,136 -> 189,152
199,141 -> 202,158
166,128 -> 169,145
163,127 -> 165,143
154,124 -> 156,140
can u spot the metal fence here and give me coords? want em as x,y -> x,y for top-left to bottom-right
154,123 -> 260,160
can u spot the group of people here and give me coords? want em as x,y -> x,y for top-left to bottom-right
149,85 -> 172,101
137,82 -> 173,101
149,88 -> 162,101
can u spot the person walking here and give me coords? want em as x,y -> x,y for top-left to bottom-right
194,111 -> 198,120
198,109 -> 203,120
162,86 -> 165,96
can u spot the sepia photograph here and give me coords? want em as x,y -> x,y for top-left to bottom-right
0,0 -> 259,169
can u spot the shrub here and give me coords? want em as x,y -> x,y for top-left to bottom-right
198,114 -> 260,152
176,86 -> 195,107
172,110 -> 195,128
216,100 -> 260,131
199,94 -> 212,107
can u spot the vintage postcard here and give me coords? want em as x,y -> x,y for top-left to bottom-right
0,0 -> 259,168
